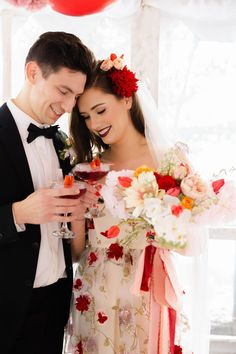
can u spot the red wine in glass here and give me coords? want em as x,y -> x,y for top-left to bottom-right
51,178 -> 86,239
72,162 -> 110,218
60,182 -> 87,199
73,162 -> 110,184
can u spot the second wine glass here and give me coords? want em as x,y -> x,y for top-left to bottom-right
72,159 -> 110,218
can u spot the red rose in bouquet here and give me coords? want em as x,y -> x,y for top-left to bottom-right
154,172 -> 178,192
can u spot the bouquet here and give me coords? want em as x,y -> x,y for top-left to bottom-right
101,145 -> 236,250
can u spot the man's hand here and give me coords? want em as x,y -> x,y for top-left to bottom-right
12,186 -> 83,225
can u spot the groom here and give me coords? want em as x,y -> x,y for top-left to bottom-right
0,31 -> 94,354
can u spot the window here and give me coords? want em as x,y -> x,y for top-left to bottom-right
158,15 -> 236,353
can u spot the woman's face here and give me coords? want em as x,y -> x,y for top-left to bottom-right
78,87 -> 132,145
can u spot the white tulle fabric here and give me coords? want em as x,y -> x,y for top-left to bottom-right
137,83 -> 170,167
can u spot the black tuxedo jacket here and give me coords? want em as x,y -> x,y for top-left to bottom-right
0,103 -> 73,353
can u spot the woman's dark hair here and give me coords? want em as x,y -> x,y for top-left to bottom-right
26,31 -> 95,79
70,60 -> 145,162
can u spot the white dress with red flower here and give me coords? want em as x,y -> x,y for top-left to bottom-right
70,211 -> 150,354
68,206 -> 196,354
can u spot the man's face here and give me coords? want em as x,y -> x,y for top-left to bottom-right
27,62 -> 87,125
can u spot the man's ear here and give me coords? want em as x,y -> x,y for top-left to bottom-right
25,61 -> 41,84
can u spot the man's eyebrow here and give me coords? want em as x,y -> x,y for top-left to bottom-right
59,85 -> 73,93
59,85 -> 84,97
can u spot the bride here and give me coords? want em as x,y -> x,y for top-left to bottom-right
67,53 -> 207,354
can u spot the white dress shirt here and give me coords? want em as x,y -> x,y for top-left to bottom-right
7,99 -> 66,288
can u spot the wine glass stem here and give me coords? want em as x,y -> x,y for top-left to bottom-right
62,213 -> 69,230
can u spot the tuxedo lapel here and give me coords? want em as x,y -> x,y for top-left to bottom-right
0,103 -> 34,196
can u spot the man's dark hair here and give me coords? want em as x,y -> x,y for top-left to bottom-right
25,31 -> 95,79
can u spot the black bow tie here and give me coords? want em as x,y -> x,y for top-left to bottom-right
27,123 -> 59,143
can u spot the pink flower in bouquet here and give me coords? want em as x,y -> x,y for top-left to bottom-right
173,163 -> 189,180
167,187 -> 181,197
181,174 -> 207,200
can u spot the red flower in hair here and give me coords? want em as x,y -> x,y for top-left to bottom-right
107,243 -> 124,260
108,66 -> 138,98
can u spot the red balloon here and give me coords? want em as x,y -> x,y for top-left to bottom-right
49,0 -> 116,16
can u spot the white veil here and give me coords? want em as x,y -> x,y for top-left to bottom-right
137,83 -> 209,354
137,82 -> 171,167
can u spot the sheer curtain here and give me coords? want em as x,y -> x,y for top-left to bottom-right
132,1 -> 236,353
0,0 -> 140,131
138,0 -> 236,177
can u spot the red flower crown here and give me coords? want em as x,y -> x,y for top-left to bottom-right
100,53 -> 138,98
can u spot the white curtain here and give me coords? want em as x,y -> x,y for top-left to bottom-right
0,0 -> 140,131
139,0 -> 236,176
132,1 -> 236,353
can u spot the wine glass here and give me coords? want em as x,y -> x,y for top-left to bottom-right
72,161 -> 110,218
51,176 -> 87,239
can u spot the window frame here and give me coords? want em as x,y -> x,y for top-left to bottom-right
209,227 -> 236,354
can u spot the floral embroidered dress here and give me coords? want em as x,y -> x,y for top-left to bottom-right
71,211 -> 151,354
70,205 -> 188,354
